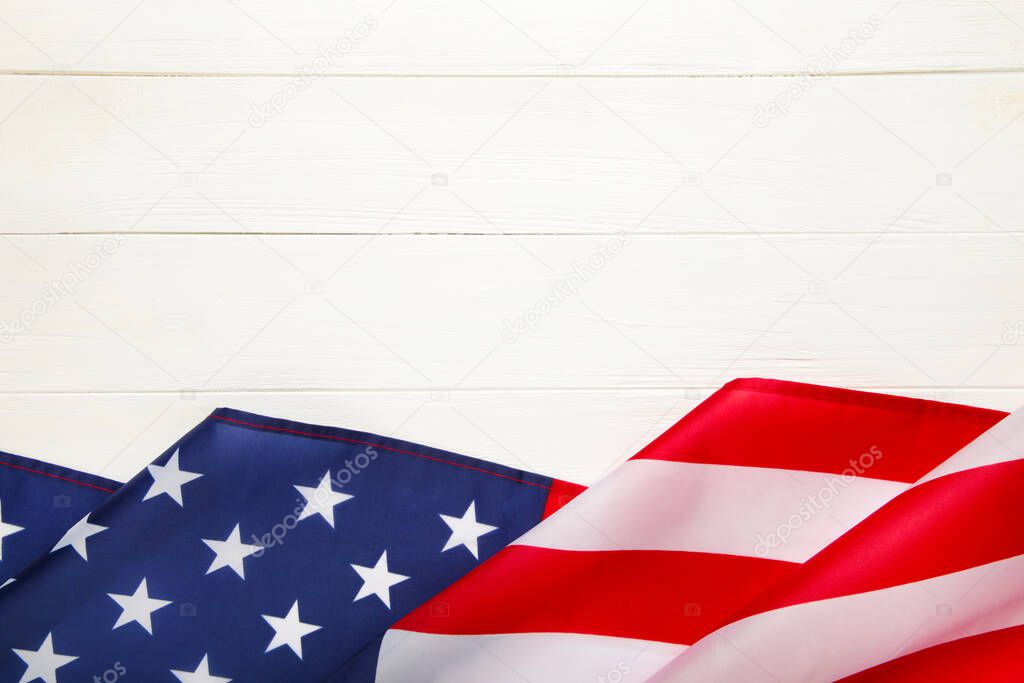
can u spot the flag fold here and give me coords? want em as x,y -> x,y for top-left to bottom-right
1,380 -> 1021,683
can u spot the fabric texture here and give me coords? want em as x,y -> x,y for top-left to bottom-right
1,380 -> 1021,682
0,408 -> 570,681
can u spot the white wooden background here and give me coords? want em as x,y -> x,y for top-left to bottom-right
1,0 -> 1023,485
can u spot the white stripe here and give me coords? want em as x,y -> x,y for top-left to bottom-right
515,459 -> 907,562
918,407 -> 1024,484
648,552 -> 1024,682
376,630 -> 684,683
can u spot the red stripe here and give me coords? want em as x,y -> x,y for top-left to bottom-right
210,414 -> 550,490
840,624 -> 1024,683
732,457 -> 1024,621
0,459 -> 118,493
384,382 -> 1016,679
541,478 -> 586,519
396,546 -> 797,645
634,379 -> 1004,482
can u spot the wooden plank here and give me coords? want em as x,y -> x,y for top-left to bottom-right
0,73 -> 1021,235
1,0 -> 1022,75
0,233 -> 1021,395
1,387 -> 1019,485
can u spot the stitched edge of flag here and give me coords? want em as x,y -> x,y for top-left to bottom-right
0,451 -> 121,493
726,378 -> 1007,420
208,410 -> 553,491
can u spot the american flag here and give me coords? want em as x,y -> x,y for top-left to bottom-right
379,379 -> 1024,682
1,380 -> 1022,682
0,408 -> 573,681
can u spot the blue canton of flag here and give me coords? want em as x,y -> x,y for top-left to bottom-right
0,408 -> 555,682
0,452 -> 120,588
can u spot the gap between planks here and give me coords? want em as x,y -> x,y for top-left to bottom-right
3,386 -> 1023,396
3,67 -> 1024,80
4,232 -> 1024,238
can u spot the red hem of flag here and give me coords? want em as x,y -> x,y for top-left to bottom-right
633,378 -> 1006,482
0,458 -> 118,493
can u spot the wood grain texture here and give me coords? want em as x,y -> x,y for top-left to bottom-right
1,0 -> 1023,75
1,234 -> 1021,396
1,3 -> 1021,479
0,73 -> 1022,235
